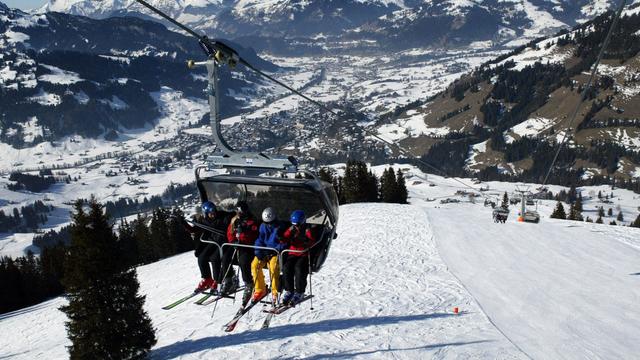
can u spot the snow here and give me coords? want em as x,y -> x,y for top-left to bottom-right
2,172 -> 640,358
466,139 -> 489,169
504,116 -> 555,143
0,203 -> 525,359
99,95 -> 129,110
21,116 -> 44,143
38,64 -> 84,85
0,65 -> 17,83
430,204 -> 640,359
376,114 -> 450,142
28,88 -> 62,106
4,30 -> 30,44
497,34 -> 573,71
609,128 -> 640,150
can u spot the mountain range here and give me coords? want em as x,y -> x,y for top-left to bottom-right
388,4 -> 640,183
0,2 -> 276,146
40,0 -> 621,53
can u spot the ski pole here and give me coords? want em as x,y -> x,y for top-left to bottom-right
211,248 -> 236,319
308,253 -> 314,311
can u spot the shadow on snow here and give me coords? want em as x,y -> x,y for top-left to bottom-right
151,312 -> 482,359
277,341 -> 492,360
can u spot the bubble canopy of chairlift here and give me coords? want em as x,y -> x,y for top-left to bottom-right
196,173 -> 339,227
195,170 -> 339,272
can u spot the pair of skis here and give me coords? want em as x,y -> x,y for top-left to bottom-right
161,287 -> 244,310
163,289 -> 313,331
195,287 -> 245,306
223,294 -> 314,332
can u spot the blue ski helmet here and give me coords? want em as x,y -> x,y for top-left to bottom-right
202,201 -> 216,215
290,210 -> 305,225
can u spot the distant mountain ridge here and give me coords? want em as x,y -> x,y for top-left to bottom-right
38,0 -> 622,53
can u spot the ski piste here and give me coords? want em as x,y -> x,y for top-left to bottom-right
265,295 -> 313,315
161,290 -> 204,310
223,291 -> 269,332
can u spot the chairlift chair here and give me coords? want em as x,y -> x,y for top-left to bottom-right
195,166 -> 339,272
187,41 -> 340,273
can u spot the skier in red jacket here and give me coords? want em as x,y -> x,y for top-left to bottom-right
281,210 -> 316,306
225,200 -> 259,305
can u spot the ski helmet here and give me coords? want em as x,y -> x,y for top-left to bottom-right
202,201 -> 216,215
262,207 -> 277,223
290,210 -> 305,225
236,200 -> 249,213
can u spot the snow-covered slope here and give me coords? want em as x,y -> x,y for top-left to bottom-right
2,181 -> 640,358
0,204 -> 525,359
430,203 -> 640,359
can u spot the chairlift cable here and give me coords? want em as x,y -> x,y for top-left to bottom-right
541,0 -> 626,187
133,0 -> 497,202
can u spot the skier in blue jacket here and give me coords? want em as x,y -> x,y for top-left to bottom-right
251,207 -> 286,304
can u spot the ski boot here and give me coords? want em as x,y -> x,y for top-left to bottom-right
221,273 -> 238,294
242,287 -> 253,306
281,291 -> 294,306
196,277 -> 214,292
251,289 -> 266,303
291,292 -> 304,305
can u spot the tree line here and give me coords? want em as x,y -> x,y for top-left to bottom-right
0,200 -> 53,233
0,205 -> 193,315
318,160 -> 408,205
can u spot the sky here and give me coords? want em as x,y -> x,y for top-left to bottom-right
3,0 -> 47,10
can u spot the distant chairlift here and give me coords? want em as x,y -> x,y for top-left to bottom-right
515,188 -> 540,224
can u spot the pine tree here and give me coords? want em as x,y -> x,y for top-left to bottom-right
550,201 -> 566,219
616,211 -> 624,222
501,192 -> 509,210
574,197 -> 583,213
567,185 -> 577,204
608,208 -> 613,216
150,208 -> 173,259
596,216 -> 604,224
342,160 -> 378,203
568,201 -> 584,221
342,160 -> 359,204
609,220 -> 617,225
118,219 -> 139,268
598,206 -> 605,217
379,168 -> 397,203
395,169 -> 408,204
169,208 -> 193,253
318,167 -> 334,184
61,199 -> 156,360
133,215 -> 155,263
366,170 -> 379,202
631,214 -> 640,228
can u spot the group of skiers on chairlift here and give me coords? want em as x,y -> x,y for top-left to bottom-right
183,200 -> 315,307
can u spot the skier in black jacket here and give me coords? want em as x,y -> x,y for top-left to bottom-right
184,201 -> 235,292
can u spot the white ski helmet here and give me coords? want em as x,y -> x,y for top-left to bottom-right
262,207 -> 277,223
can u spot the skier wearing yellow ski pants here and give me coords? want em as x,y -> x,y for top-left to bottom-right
250,207 -> 286,303
251,256 -> 280,301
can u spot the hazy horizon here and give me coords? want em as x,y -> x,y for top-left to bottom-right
3,0 -> 48,10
